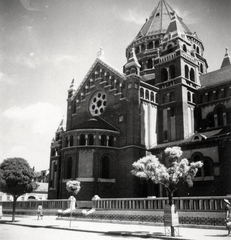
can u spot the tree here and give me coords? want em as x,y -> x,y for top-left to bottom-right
66,180 -> 81,196
131,147 -> 203,236
0,158 -> 38,222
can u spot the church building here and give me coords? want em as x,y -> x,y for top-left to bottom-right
48,0 -> 231,200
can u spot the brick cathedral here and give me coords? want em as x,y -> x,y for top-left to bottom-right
48,0 -> 231,200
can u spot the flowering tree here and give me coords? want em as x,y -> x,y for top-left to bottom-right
131,147 -> 203,206
66,180 -> 81,196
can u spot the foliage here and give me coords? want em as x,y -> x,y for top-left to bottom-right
0,158 -> 38,221
66,180 -> 81,195
0,158 -> 37,197
131,147 -> 203,199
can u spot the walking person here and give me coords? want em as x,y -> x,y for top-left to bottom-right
37,203 -> 43,220
224,199 -> 231,236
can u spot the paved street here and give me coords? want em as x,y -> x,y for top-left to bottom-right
0,215 -> 230,240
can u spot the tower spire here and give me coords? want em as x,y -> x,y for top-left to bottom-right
221,48 -> 231,68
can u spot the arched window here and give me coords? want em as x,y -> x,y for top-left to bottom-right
183,44 -> 187,52
167,44 -> 173,53
135,46 -> 139,54
169,65 -> 175,79
185,65 -> 189,79
66,157 -> 72,179
187,92 -> 191,102
65,137 -> 68,147
148,59 -> 153,69
161,68 -> 168,82
151,92 -> 154,102
217,107 -> 224,126
79,134 -> 85,146
108,136 -> 114,147
140,88 -> 144,98
170,92 -> 175,102
70,135 -> 74,146
196,46 -> 200,54
190,68 -> 195,81
101,156 -> 110,178
170,107 -> 175,117
200,64 -> 204,73
193,155 -> 202,177
145,90 -> 149,100
141,44 -> 145,51
101,134 -> 107,146
208,91 -> 214,101
155,40 -> 160,48
203,158 -> 213,177
148,41 -> 153,49
88,134 -> 94,145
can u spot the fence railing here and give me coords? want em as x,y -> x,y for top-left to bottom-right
1,199 -> 70,210
93,196 -> 231,212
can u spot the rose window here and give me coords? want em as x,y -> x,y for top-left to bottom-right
89,92 -> 107,116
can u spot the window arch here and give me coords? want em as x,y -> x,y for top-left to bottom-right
151,92 -> 154,102
190,68 -> 195,81
101,156 -> 110,179
79,134 -> 85,145
66,157 -> 72,179
108,136 -> 114,147
169,65 -> 175,79
155,40 -> 160,48
203,158 -> 214,177
185,65 -> 189,79
161,68 -> 168,82
145,90 -> 149,100
148,41 -> 153,49
183,44 -> 187,52
187,92 -> 191,102
148,59 -> 153,69
88,134 -> 94,145
200,63 -> 204,73
167,44 -> 173,53
196,46 -> 200,54
140,88 -> 144,98
65,137 -> 68,147
101,134 -> 107,146
216,106 -> 224,126
70,135 -> 74,146
141,44 -> 145,52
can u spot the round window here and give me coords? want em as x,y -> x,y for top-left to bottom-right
89,91 -> 107,116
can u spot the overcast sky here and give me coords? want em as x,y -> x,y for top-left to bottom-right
0,0 -> 230,171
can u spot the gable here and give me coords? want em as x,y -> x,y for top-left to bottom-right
72,57 -> 126,101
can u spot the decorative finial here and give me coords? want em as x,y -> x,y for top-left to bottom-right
225,47 -> 229,55
97,47 -> 105,60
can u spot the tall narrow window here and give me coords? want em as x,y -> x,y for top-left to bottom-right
190,69 -> 195,81
101,134 -> 107,146
108,136 -> 114,147
79,134 -> 85,145
88,134 -> 94,145
185,65 -> 189,79
161,68 -> 168,82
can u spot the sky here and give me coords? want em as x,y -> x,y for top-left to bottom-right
0,0 -> 230,171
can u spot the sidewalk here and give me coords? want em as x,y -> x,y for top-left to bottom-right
0,215 -> 230,240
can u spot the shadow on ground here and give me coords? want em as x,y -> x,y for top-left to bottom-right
105,231 -> 165,238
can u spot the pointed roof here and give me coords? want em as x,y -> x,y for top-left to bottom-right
134,0 -> 175,40
56,118 -> 65,132
164,12 -> 192,37
221,48 -> 231,68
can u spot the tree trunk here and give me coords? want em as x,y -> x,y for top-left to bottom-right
168,191 -> 175,237
12,196 -> 17,222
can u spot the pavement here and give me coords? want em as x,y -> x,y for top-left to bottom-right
0,215 -> 230,240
